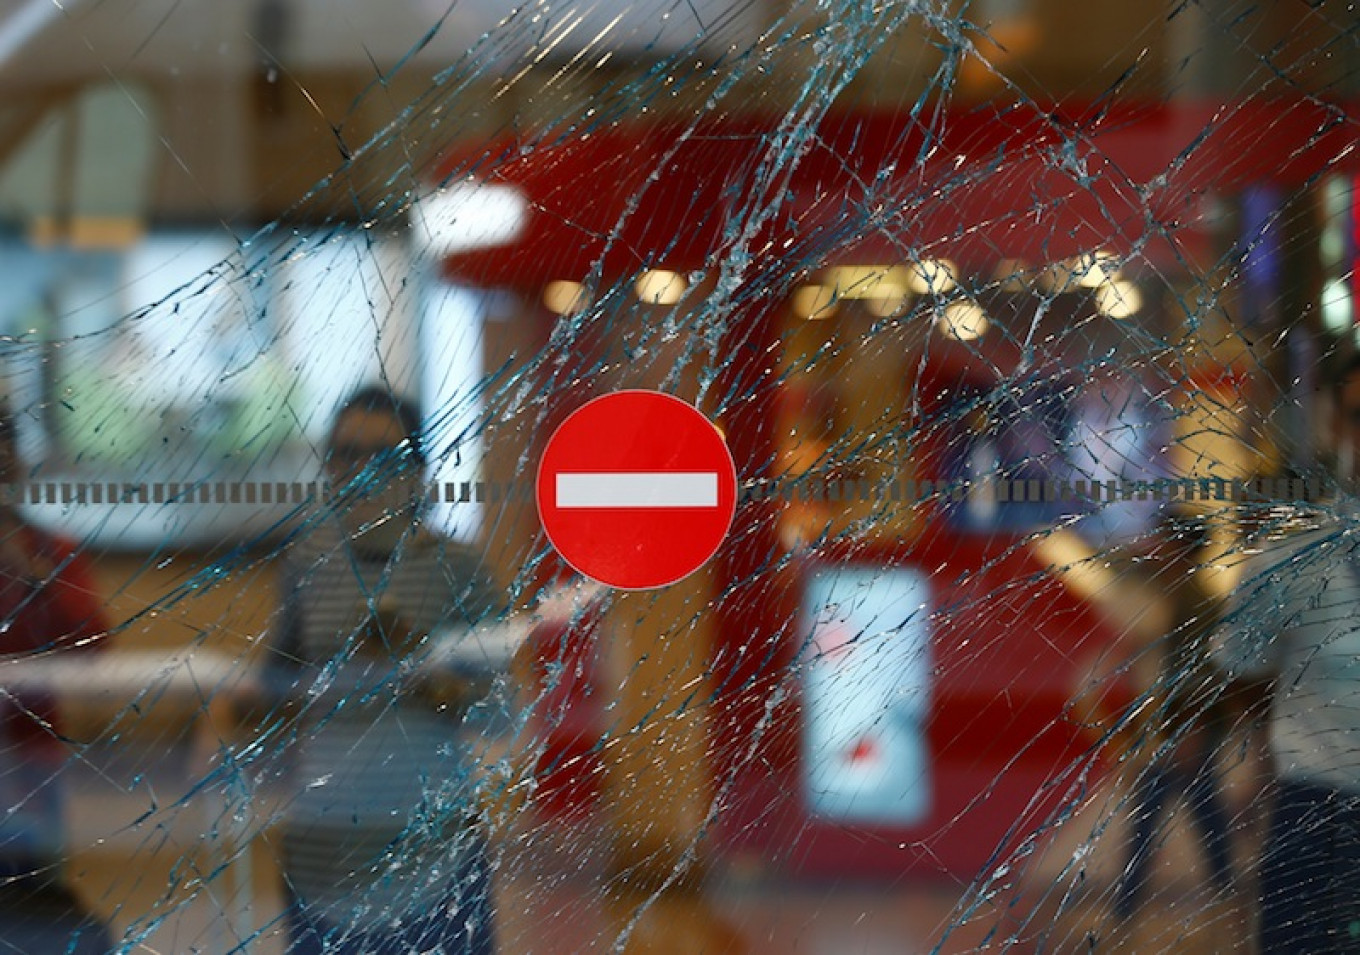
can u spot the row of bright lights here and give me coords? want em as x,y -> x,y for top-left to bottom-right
543,269 -> 690,315
790,255 -> 1144,336
420,186 -> 1151,338
540,254 -> 1145,341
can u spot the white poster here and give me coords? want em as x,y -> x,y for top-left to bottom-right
802,566 -> 933,825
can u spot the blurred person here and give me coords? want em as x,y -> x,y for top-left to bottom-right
1212,355 -> 1360,953
1056,514 -> 1237,923
0,405 -> 112,952
1107,516 -> 1236,922
267,386 -> 501,954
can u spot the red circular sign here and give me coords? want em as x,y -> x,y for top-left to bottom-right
536,390 -> 737,590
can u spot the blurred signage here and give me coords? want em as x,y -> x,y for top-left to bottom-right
801,566 -> 932,825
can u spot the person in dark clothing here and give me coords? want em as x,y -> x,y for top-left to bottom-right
1050,513 -> 1239,921
1111,516 -> 1235,921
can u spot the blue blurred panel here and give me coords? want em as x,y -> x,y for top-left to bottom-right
801,566 -> 932,826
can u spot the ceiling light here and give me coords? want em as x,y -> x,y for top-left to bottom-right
792,285 -> 839,320
635,270 -> 687,305
905,259 -> 958,295
1323,278 -> 1352,336
1095,279 -> 1143,318
816,266 -> 911,315
865,287 -> 911,317
939,301 -> 989,341
1074,250 -> 1120,288
412,182 -> 527,256
543,280 -> 589,315
823,266 -> 903,297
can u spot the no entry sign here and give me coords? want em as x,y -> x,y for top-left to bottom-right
536,390 -> 737,590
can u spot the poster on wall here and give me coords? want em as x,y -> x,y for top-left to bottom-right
801,566 -> 933,826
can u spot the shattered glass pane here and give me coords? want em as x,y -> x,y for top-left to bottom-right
0,0 -> 1353,952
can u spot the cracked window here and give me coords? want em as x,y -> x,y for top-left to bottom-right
0,1 -> 1353,952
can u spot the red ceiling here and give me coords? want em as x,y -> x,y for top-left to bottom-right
435,96 -> 1358,290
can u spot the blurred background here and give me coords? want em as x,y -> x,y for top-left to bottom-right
0,0 -> 1354,951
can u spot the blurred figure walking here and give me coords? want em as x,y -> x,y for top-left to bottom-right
1108,515 -> 1236,922
1047,511 -> 1240,922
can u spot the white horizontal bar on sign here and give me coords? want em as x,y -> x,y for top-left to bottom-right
556,472 -> 719,509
